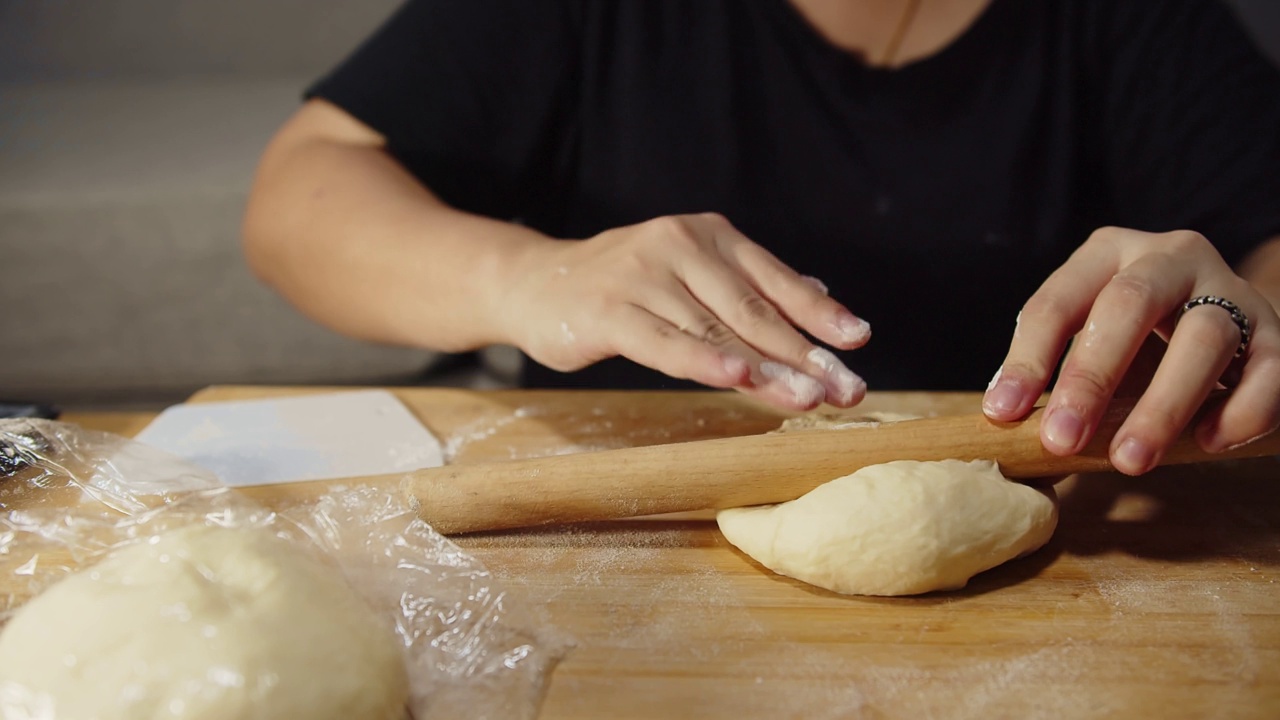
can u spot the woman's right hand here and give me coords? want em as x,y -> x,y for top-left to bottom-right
501,213 -> 871,410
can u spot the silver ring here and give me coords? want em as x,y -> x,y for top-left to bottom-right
1179,295 -> 1251,357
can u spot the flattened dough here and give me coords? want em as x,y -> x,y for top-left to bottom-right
775,410 -> 923,432
718,454 -> 1057,596
0,525 -> 408,720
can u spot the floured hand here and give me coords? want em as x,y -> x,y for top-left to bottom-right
502,213 -> 871,410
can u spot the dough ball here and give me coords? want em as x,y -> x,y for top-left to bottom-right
0,526 -> 408,720
717,459 -> 1057,596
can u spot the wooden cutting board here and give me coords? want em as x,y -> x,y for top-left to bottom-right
75,387 -> 1280,718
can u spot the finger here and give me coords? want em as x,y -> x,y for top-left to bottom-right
1108,303 -> 1239,474
1041,254 -> 1194,455
802,346 -> 868,407
672,242 -> 864,406
609,305 -> 826,411
1111,333 -> 1168,399
1195,309 -> 1280,453
984,242 -> 1118,421
645,280 -> 858,407
755,360 -> 829,410
606,304 -> 752,389
705,214 -> 872,350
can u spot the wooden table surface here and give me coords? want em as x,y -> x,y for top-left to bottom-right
57,386 -> 1280,719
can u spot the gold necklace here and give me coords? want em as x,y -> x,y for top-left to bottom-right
881,0 -> 923,66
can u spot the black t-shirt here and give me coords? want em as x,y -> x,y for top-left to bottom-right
307,0 -> 1280,391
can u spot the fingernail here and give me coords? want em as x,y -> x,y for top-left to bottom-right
832,312 -> 872,346
1043,406 -> 1086,452
806,347 -> 866,405
1114,437 -> 1155,474
760,361 -> 827,406
982,368 -> 1025,417
722,354 -> 749,383
801,275 -> 829,295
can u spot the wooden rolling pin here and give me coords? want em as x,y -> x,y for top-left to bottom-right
406,400 -> 1280,534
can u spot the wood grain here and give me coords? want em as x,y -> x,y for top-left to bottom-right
189,387 -> 1280,534
55,388 -> 1280,718
393,398 -> 1280,533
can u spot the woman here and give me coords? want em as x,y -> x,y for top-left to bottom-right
243,0 -> 1280,475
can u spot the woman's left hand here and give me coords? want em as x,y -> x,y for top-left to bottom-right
982,226 -> 1280,475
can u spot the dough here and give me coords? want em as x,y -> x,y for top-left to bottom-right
0,526 -> 408,720
775,410 -> 923,432
718,458 -> 1057,596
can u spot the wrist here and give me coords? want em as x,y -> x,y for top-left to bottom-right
480,229 -> 572,349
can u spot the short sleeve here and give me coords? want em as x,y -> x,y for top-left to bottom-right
1089,0 -> 1280,266
306,0 -> 582,220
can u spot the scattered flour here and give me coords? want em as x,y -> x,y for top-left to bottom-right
441,413 -> 523,462
444,406 -> 1272,719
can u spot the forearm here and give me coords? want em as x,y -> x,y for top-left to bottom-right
243,115 -> 557,352
1236,236 -> 1280,313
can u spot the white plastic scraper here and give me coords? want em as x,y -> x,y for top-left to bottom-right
133,390 -> 445,487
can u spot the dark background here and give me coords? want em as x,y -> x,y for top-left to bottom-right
0,1 -> 1276,409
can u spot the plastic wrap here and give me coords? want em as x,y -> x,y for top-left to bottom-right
0,419 -> 570,720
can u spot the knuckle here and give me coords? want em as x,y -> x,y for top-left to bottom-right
1058,362 -> 1116,400
1088,225 -> 1166,256
1020,293 -> 1072,325
651,322 -> 682,342
614,251 -> 650,278
1164,229 -> 1209,254
1001,360 -> 1050,383
1086,226 -> 1122,247
651,215 -> 703,250
1131,404 -> 1184,442
736,293 -> 779,326
691,319 -> 738,347
698,211 -> 730,227
1103,272 -> 1158,305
